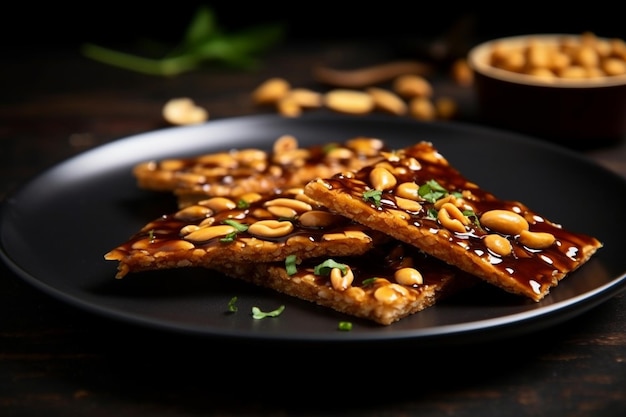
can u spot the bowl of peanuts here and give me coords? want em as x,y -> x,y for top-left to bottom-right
467,32 -> 626,148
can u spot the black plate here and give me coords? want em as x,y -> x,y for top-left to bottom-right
2,113 -> 625,345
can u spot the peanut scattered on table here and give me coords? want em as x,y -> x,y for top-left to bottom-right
250,58 -> 472,121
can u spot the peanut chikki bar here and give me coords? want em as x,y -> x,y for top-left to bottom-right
215,240 -> 478,325
133,135 -> 387,207
105,187 -> 387,279
304,141 -> 603,302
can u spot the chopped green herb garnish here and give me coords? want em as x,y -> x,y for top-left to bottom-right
338,321 -> 353,331
147,229 -> 155,243
227,296 -> 238,312
220,232 -> 237,243
361,277 -> 378,286
237,199 -> 250,209
464,209 -> 483,230
322,143 -> 340,154
285,254 -> 298,276
362,189 -> 383,207
314,259 -> 349,276
222,219 -> 249,232
219,219 -> 249,242
426,207 -> 439,220
251,305 -> 285,319
418,179 -> 448,203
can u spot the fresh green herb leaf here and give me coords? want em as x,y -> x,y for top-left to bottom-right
338,321 -> 353,331
363,189 -> 383,207
222,219 -> 249,232
219,219 -> 249,242
237,199 -> 250,209
322,143 -> 339,154
81,6 -> 284,76
251,305 -> 285,319
220,232 -> 237,243
285,254 -> 298,276
418,179 -> 448,203
227,296 -> 238,312
464,209 -> 483,230
147,229 -> 155,243
314,259 -> 349,276
426,207 -> 439,220
361,277 -> 378,286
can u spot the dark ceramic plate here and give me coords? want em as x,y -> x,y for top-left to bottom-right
1,113 -> 625,345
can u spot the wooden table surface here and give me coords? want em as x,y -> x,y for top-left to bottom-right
1,38 -> 625,417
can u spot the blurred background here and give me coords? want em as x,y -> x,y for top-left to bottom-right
4,2 -> 626,49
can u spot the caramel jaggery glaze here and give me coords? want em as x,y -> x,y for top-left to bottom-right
104,187 -> 386,279
306,141 -> 603,300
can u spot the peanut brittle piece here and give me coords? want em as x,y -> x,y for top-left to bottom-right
105,187 -> 386,279
216,240 -> 478,325
304,141 -> 603,302
133,135 -> 387,207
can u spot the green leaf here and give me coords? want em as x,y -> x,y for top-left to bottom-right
363,189 -> 383,207
81,43 -> 202,76
182,6 -> 218,46
418,179 -> 448,203
338,321 -> 353,331
251,305 -> 285,319
227,296 -> 238,312
285,254 -> 298,276
222,219 -> 249,232
81,6 -> 284,76
313,259 -> 349,276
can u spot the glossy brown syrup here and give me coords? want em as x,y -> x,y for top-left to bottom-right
322,142 -> 602,296
114,189 -> 374,253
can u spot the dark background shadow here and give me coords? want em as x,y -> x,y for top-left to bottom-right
4,2 -> 626,48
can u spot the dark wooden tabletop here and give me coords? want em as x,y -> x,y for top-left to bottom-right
1,36 -> 625,417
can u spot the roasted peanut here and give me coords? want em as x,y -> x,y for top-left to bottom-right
395,196 -> 422,212
287,88 -> 323,108
366,87 -> 407,115
487,32 -> 626,79
396,182 -> 421,200
199,197 -> 237,212
162,98 -> 208,125
264,198 -> 312,213
392,74 -> 433,98
323,89 -> 375,114
480,209 -> 529,235
247,220 -> 294,238
252,77 -> 290,104
518,230 -> 556,249
370,166 -> 397,190
409,97 -> 437,120
437,202 -> 469,233
299,210 -> 341,227
184,224 -> 237,243
330,267 -> 354,291
484,233 -> 513,256
394,267 -> 423,285
276,96 -> 301,118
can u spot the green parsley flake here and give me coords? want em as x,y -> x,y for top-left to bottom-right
227,296 -> 238,312
285,254 -> 298,276
361,277 -> 378,287
418,179 -> 448,203
313,259 -> 349,276
362,189 -> 383,207
222,219 -> 249,232
338,321 -> 353,331
237,199 -> 250,209
251,305 -> 285,319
